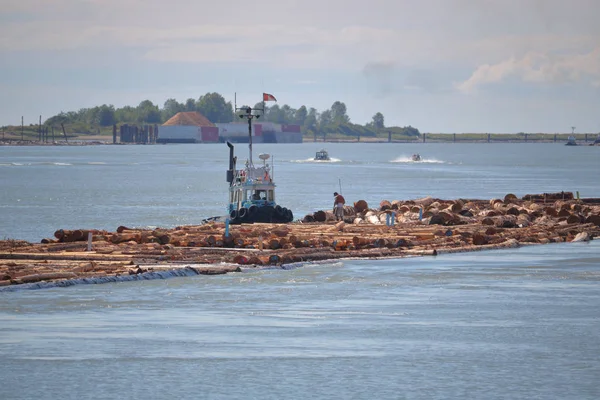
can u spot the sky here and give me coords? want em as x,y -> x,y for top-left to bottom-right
1,0 -> 599,133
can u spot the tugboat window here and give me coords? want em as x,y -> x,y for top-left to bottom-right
268,190 -> 274,201
253,190 -> 266,200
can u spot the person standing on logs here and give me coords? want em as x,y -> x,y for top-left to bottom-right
333,192 -> 346,221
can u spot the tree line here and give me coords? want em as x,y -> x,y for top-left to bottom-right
43,92 -> 420,138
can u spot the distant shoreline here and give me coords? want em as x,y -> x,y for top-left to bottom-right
1,135 -> 599,146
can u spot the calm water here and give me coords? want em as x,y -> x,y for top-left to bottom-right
1,142 -> 599,399
1,142 -> 598,242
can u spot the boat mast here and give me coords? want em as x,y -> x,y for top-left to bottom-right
235,99 -> 264,168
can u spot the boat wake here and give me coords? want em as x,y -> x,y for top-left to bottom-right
390,156 -> 444,164
292,158 -> 342,163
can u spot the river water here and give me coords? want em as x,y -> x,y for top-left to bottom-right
1,142 -> 599,399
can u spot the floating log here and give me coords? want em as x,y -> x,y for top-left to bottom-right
2,194 -> 599,289
380,200 -> 391,211
19,272 -> 78,284
354,200 -> 369,213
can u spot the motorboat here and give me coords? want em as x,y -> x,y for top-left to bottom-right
412,153 -> 422,162
314,149 -> 330,161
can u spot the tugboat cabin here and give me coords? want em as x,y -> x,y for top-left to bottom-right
229,164 -> 275,214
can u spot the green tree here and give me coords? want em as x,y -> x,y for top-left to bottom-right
184,98 -> 196,112
137,100 -> 161,123
330,101 -> 350,123
319,109 -> 332,127
372,112 -> 384,130
45,112 -> 70,126
303,108 -> 318,132
280,105 -> 295,124
162,98 -> 184,121
196,92 -> 234,123
294,105 -> 308,126
266,104 -> 284,124
95,104 -> 116,126
115,106 -> 137,123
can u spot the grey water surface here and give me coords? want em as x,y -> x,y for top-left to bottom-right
1,142 -> 599,399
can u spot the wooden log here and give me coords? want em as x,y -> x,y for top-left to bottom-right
191,265 -> 241,275
571,232 -> 590,242
570,203 -> 583,212
19,272 -> 78,283
524,202 -> 542,212
206,235 -> 217,246
472,232 -> 489,245
398,205 -> 411,213
585,214 -> 600,227
444,202 -> 462,213
506,206 -> 520,215
354,200 -> 369,213
391,200 -> 403,210
423,208 -> 438,218
110,233 -> 141,244
302,214 -> 316,223
557,208 -> 571,217
490,198 -> 503,207
436,239 -> 519,254
503,193 -> 518,204
313,210 -> 327,222
116,225 -> 135,233
413,196 -> 434,207
380,200 -> 391,211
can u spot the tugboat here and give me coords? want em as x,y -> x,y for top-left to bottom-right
566,127 -> 578,146
565,136 -> 577,146
225,101 -> 294,224
314,149 -> 330,161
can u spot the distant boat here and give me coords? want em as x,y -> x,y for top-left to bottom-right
412,153 -> 422,162
314,149 -> 330,161
565,136 -> 577,146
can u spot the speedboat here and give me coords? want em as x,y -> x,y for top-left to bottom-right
314,149 -> 330,161
412,153 -> 422,162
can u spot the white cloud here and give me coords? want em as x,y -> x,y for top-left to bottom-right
456,48 -> 600,93
3,0 -> 600,131
2,1 -> 599,70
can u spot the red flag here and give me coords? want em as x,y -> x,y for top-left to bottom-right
263,93 -> 277,102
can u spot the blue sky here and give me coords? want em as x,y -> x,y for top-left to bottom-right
1,0 -> 599,133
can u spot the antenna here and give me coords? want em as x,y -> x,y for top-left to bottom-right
235,96 -> 264,168
571,126 -> 576,135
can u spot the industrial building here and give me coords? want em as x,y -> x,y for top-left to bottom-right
157,112 -> 302,144
157,112 -> 219,143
